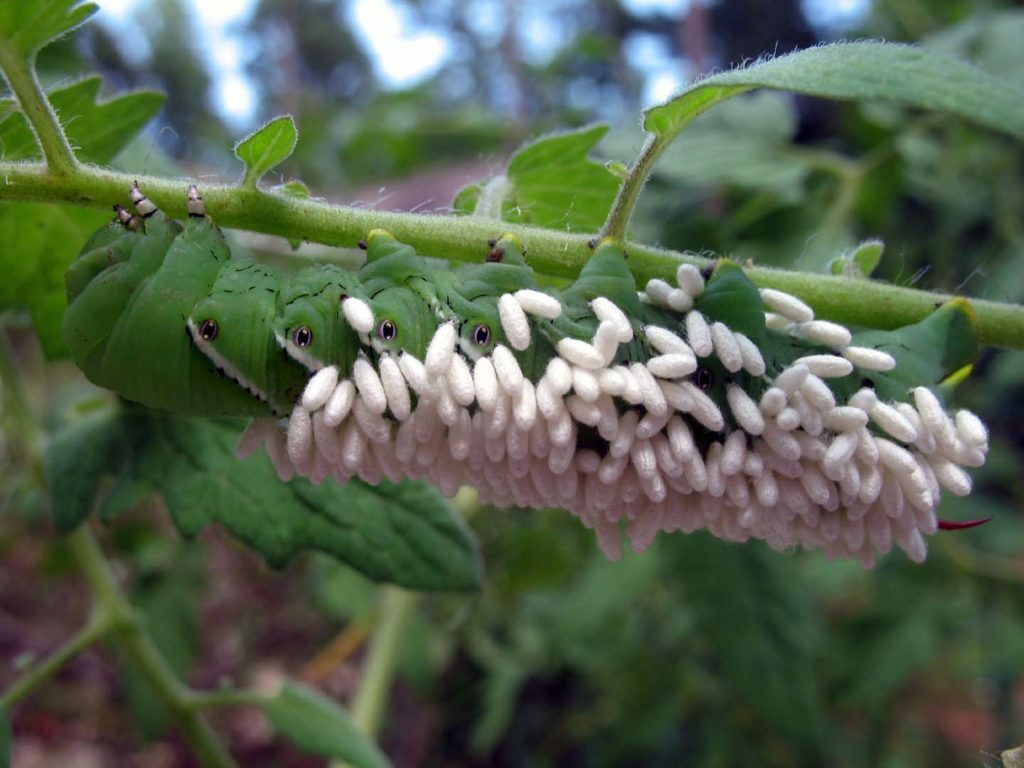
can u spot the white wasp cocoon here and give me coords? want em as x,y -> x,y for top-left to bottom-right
514,289 -> 562,318
675,263 -> 705,297
870,401 -> 919,444
955,409 -> 988,447
498,293 -> 532,351
685,311 -> 713,357
644,325 -> 693,355
759,288 -> 814,323
797,320 -> 852,347
379,355 -> 411,421
825,406 -> 869,431
397,353 -> 433,398
571,366 -> 602,402
492,344 -> 524,396
287,406 -> 313,467
557,337 -> 605,370
764,312 -> 792,331
544,356 -> 573,395
323,379 -> 356,427
447,352 -> 477,407
425,322 -> 457,377
733,332 -> 766,376
353,357 -> 388,415
593,321 -> 621,364
841,346 -> 896,371
473,356 -> 499,411
727,384 -> 765,436
301,365 -> 339,411
710,322 -> 743,372
644,278 -> 674,307
794,354 -> 854,379
647,353 -> 698,379
913,386 -> 953,440
759,387 -> 787,417
591,297 -> 633,343
666,288 -> 693,312
773,364 -> 809,395
341,297 -> 375,334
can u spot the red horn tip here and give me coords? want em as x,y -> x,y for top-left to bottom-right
938,516 -> 992,531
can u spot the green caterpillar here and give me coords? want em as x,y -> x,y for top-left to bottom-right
63,185 -> 990,567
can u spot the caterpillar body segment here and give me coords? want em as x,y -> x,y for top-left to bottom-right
62,187 -> 992,567
273,265 -> 365,374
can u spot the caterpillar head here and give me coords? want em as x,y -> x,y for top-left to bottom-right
275,266 -> 363,375
368,285 -> 436,358
449,294 -> 503,361
188,260 -> 307,412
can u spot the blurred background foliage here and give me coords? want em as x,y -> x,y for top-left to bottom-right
2,0 -> 1023,765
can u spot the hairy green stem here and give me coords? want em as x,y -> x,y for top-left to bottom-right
0,44 -> 77,175
0,611 -> 112,710
67,528 -> 238,768
600,134 -> 661,241
1,162 -> 1023,349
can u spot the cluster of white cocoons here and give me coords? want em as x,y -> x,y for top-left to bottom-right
238,264 -> 989,568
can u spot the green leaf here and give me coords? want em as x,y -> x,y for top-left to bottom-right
830,239 -> 884,277
459,125 -> 619,231
502,125 -> 619,232
261,680 -> 391,768
0,202 -> 110,357
660,535 -> 823,753
645,42 -> 1024,149
649,92 -> 811,195
451,182 -> 481,216
272,179 -> 310,201
44,407 -> 122,530
0,75 -> 163,357
235,115 -> 298,187
0,77 -> 164,164
45,406 -> 483,591
0,0 -> 97,58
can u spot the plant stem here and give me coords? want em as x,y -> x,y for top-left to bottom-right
350,588 -> 416,739
185,689 -> 266,711
600,133 -> 662,242
0,44 -> 77,175
67,528 -> 238,768
0,611 -> 112,710
1,162 -> 1023,349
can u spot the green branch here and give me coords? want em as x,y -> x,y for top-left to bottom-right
350,588 -> 416,739
0,42 -> 77,175
0,610 -> 112,710
600,133 -> 662,242
67,528 -> 238,768
2,161 -> 1024,349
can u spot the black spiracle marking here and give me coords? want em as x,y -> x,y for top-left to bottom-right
696,365 -> 714,390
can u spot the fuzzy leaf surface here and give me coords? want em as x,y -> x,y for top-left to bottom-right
458,125 -> 619,232
45,406 -> 483,591
0,76 -> 164,163
0,0 -> 97,57
235,115 -> 298,187
645,42 -> 1024,149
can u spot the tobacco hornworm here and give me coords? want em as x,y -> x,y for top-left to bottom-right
63,185 -> 990,567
